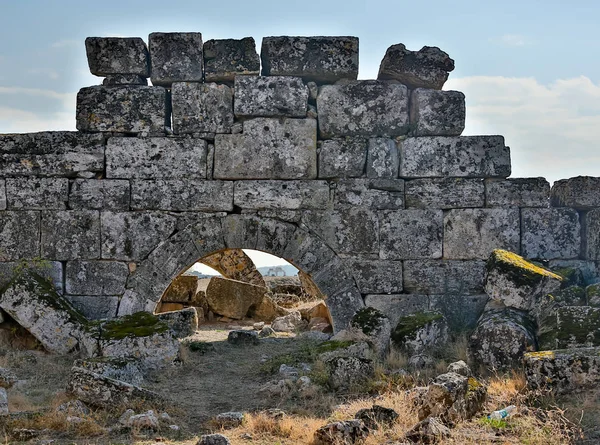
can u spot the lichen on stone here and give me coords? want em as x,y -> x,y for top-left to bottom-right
487,249 -> 563,287
351,307 -> 386,336
391,311 -> 443,345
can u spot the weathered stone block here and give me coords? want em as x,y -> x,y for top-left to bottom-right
303,208 -> 379,254
429,294 -> 488,332
131,180 -> 233,211
85,37 -> 149,77
585,209 -> 600,260
404,260 -> 485,294
282,229 -> 337,276
206,277 -> 266,319
76,86 -> 167,133
364,294 -> 430,327
261,36 -> 358,83
214,118 -> 317,179
0,180 -> 5,210
485,178 -> 550,207
399,136 -> 511,178
5,178 -> 68,210
101,211 -> 177,261
0,260 -> 63,293
172,82 -> 233,134
443,209 -> 520,259
0,132 -> 104,178
41,210 -> 101,260
410,89 -> 465,136
549,259 -> 598,285
102,74 -> 147,86
334,179 -> 404,209
521,208 -> 580,260
149,32 -> 203,86
106,137 -> 207,179
234,76 -> 308,118
65,261 -> 129,295
233,180 -> 329,210
0,211 -> 40,261
162,275 -> 199,303
346,259 -> 403,294
378,44 -> 455,90
405,178 -> 484,209
318,137 -> 367,179
204,37 -> 260,82
68,295 -> 119,320
551,176 -> 600,210
366,138 -> 398,179
379,210 -> 443,260
317,81 -> 409,138
69,179 -> 130,210
539,306 -> 600,350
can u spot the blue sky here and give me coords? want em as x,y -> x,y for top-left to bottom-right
0,0 -> 599,183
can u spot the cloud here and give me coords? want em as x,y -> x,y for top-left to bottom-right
495,34 -> 529,47
445,75 -> 600,183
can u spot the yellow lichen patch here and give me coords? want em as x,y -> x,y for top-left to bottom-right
524,350 -> 555,360
493,249 -> 563,281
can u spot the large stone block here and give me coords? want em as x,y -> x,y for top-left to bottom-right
76,86 -> 167,133
204,37 -> 260,82
0,260 -> 63,293
69,179 -> 130,210
260,36 -> 358,83
234,76 -> 308,118
405,178 -> 484,209
234,180 -> 329,210
429,294 -> 488,332
551,176 -> 600,210
205,277 -> 266,319
67,296 -> 119,320
346,259 -> 403,294
585,209 -> 600,260
399,136 -> 511,178
366,138 -> 399,179
521,208 -> 580,260
443,209 -> 520,259
41,210 -> 101,260
106,137 -> 207,179
404,260 -> 485,294
0,211 -> 40,261
149,32 -> 203,86
85,37 -> 149,77
0,132 -> 104,178
171,82 -> 234,134
65,261 -> 129,296
101,211 -> 177,261
539,306 -> 600,350
318,137 -> 367,179
5,178 -> 68,210
214,118 -> 317,179
334,179 -> 404,210
326,286 -> 365,332
131,180 -> 233,212
379,210 -> 443,260
282,229 -> 337,276
485,178 -> 550,208
317,81 -> 409,138
364,294 -> 430,327
410,89 -> 465,136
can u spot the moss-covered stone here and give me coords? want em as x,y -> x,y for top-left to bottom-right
487,249 -> 562,286
100,312 -> 169,340
538,306 -> 600,350
587,283 -> 600,307
392,311 -> 443,345
552,267 -> 585,288
351,307 -> 386,336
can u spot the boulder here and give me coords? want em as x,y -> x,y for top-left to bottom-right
391,311 -> 448,356
156,307 -> 199,338
162,275 -> 199,303
313,419 -> 369,445
447,361 -> 471,377
197,434 -> 231,445
249,295 -> 285,322
350,307 -> 392,359
271,311 -> 307,332
74,357 -> 144,386
0,368 -> 17,388
325,356 -> 374,390
405,417 -> 450,444
538,306 -> 600,350
214,411 -> 244,429
205,277 -> 267,319
355,405 -> 399,430
227,330 -> 259,346
126,410 -> 159,431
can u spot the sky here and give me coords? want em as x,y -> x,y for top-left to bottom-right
0,0 -> 599,185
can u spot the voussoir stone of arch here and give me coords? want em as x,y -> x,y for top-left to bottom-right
200,249 -> 265,287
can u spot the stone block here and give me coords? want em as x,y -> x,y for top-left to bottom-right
41,211 -> 101,260
334,179 -> 404,210
282,229 -> 337,276
65,261 -> 129,295
399,136 -> 511,178
69,179 -> 130,210
76,86 -> 167,133
410,89 -> 465,136
443,209 -> 520,259
67,296 -> 119,320
131,180 -> 233,211
317,81 -> 409,138
485,178 -> 550,207
85,37 -> 149,77
149,32 -> 203,86
346,259 -> 403,294
318,137 -> 367,179
551,176 -> 600,210
0,260 -> 63,293
0,132 -> 104,178
539,306 -> 600,350
260,36 -> 358,83
206,277 -> 266,319
367,138 -> 399,179
233,180 -> 329,210
162,275 -> 199,303
102,74 -> 147,86
521,208 -> 581,260
0,211 -> 40,261
101,211 -> 177,261
0,180 -> 5,210
214,118 -> 317,179
548,259 -> 598,285
204,37 -> 260,82
404,260 -> 486,294
585,209 -> 600,260
5,178 -> 68,210
303,208 -> 379,254
326,286 -> 365,332
429,294 -> 488,332
171,82 -> 233,134
405,178 -> 484,209
379,210 -> 443,260
106,137 -> 207,179
234,75 -> 308,118
364,294 -> 430,327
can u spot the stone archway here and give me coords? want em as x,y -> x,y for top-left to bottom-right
122,214 -> 364,332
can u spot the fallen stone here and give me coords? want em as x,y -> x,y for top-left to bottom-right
156,307 -> 199,338
74,357 -> 144,386
227,330 -> 259,345
162,275 -> 199,303
204,37 -> 260,82
119,409 -> 135,425
214,411 -> 244,429
205,277 -> 267,319
259,326 -> 275,338
551,176 -> 600,210
56,399 -> 90,417
197,433 -> 231,445
405,178 -> 484,209
351,307 -> 392,359
318,137 -> 367,179
410,89 -> 465,136
5,177 -> 68,210
447,361 -> 471,377
364,294 -> 430,328
149,32 -> 203,86
0,368 -> 17,388
313,419 -> 369,445
326,356 -> 374,390
538,305 -> 600,349
69,179 -> 130,210
271,311 -> 306,332
521,208 -> 581,260
391,311 -> 448,355
379,209 -> 443,260
405,417 -> 450,444
355,405 -> 399,430
126,410 -> 159,431
171,82 -> 233,134
485,178 -> 550,208
250,295 -> 284,322
85,37 -> 149,77
234,75 -> 308,118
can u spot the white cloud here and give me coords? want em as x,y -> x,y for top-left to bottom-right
496,34 -> 529,47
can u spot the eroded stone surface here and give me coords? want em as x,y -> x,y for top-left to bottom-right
65,261 -> 129,295
103,74 -> 148,86
206,277 -> 266,319
0,180 -> 5,211
172,82 -> 233,134
334,179 -> 404,209
485,178 -> 550,208
234,180 -> 329,210
538,306 -> 600,349
404,260 -> 485,295
318,137 -> 367,179
68,295 -> 119,320
5,178 -> 68,210
366,138 -> 399,179
234,76 -> 308,118
365,294 -> 430,327
204,37 -> 260,82
410,89 -> 465,136
0,260 -> 63,293
347,259 -> 403,294
551,176 -> 600,210
0,211 -> 40,261
521,208 -> 580,260
585,209 -> 600,261
85,37 -> 149,77
392,311 -> 449,355
41,210 -> 101,260
131,180 -> 233,211
69,179 -> 130,210
405,178 -> 484,209
379,209 -> 443,260
149,32 -> 203,86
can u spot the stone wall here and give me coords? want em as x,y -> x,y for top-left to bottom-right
0,34 -> 598,332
